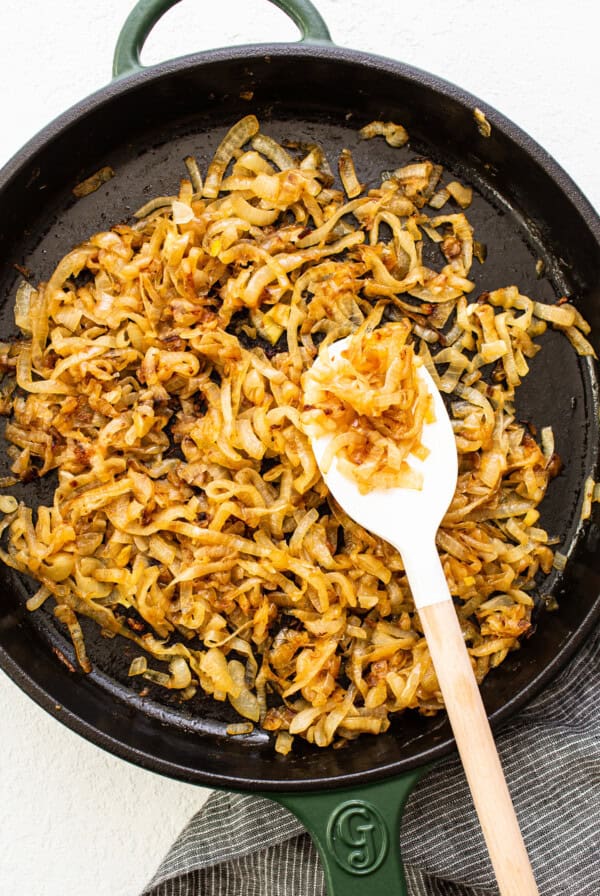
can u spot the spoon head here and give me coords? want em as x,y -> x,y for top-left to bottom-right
309,338 -> 458,556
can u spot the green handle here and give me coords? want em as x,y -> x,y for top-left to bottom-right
267,769 -> 428,896
113,0 -> 333,79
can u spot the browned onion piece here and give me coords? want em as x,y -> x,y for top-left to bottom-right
204,115 -> 260,198
359,120 -> 409,147
251,134 -> 294,170
338,148 -> 363,199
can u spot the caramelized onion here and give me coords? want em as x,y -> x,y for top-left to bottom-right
302,319 -> 432,492
0,116 -> 593,756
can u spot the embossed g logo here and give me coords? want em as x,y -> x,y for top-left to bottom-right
326,800 -> 389,875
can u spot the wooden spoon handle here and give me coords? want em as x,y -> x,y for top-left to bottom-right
419,599 -> 539,896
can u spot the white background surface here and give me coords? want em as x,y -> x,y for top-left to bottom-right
0,1 -> 598,894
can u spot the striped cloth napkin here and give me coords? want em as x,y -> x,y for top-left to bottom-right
140,623 -> 600,896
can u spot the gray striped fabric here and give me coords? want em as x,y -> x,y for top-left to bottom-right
140,624 -> 600,896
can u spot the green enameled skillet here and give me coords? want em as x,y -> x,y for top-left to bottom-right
0,1 -> 599,892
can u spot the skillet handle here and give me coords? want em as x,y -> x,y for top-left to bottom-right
267,769 -> 428,896
113,0 -> 333,79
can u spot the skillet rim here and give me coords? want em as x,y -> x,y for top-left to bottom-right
0,42 -> 598,231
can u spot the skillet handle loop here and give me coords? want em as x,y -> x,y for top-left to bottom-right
267,769 -> 428,896
113,0 -> 333,79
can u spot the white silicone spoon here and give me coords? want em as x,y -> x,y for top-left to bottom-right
309,337 -> 539,896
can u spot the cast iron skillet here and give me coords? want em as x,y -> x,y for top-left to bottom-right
0,0 -> 599,891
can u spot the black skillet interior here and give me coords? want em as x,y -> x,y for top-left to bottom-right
0,46 -> 599,791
